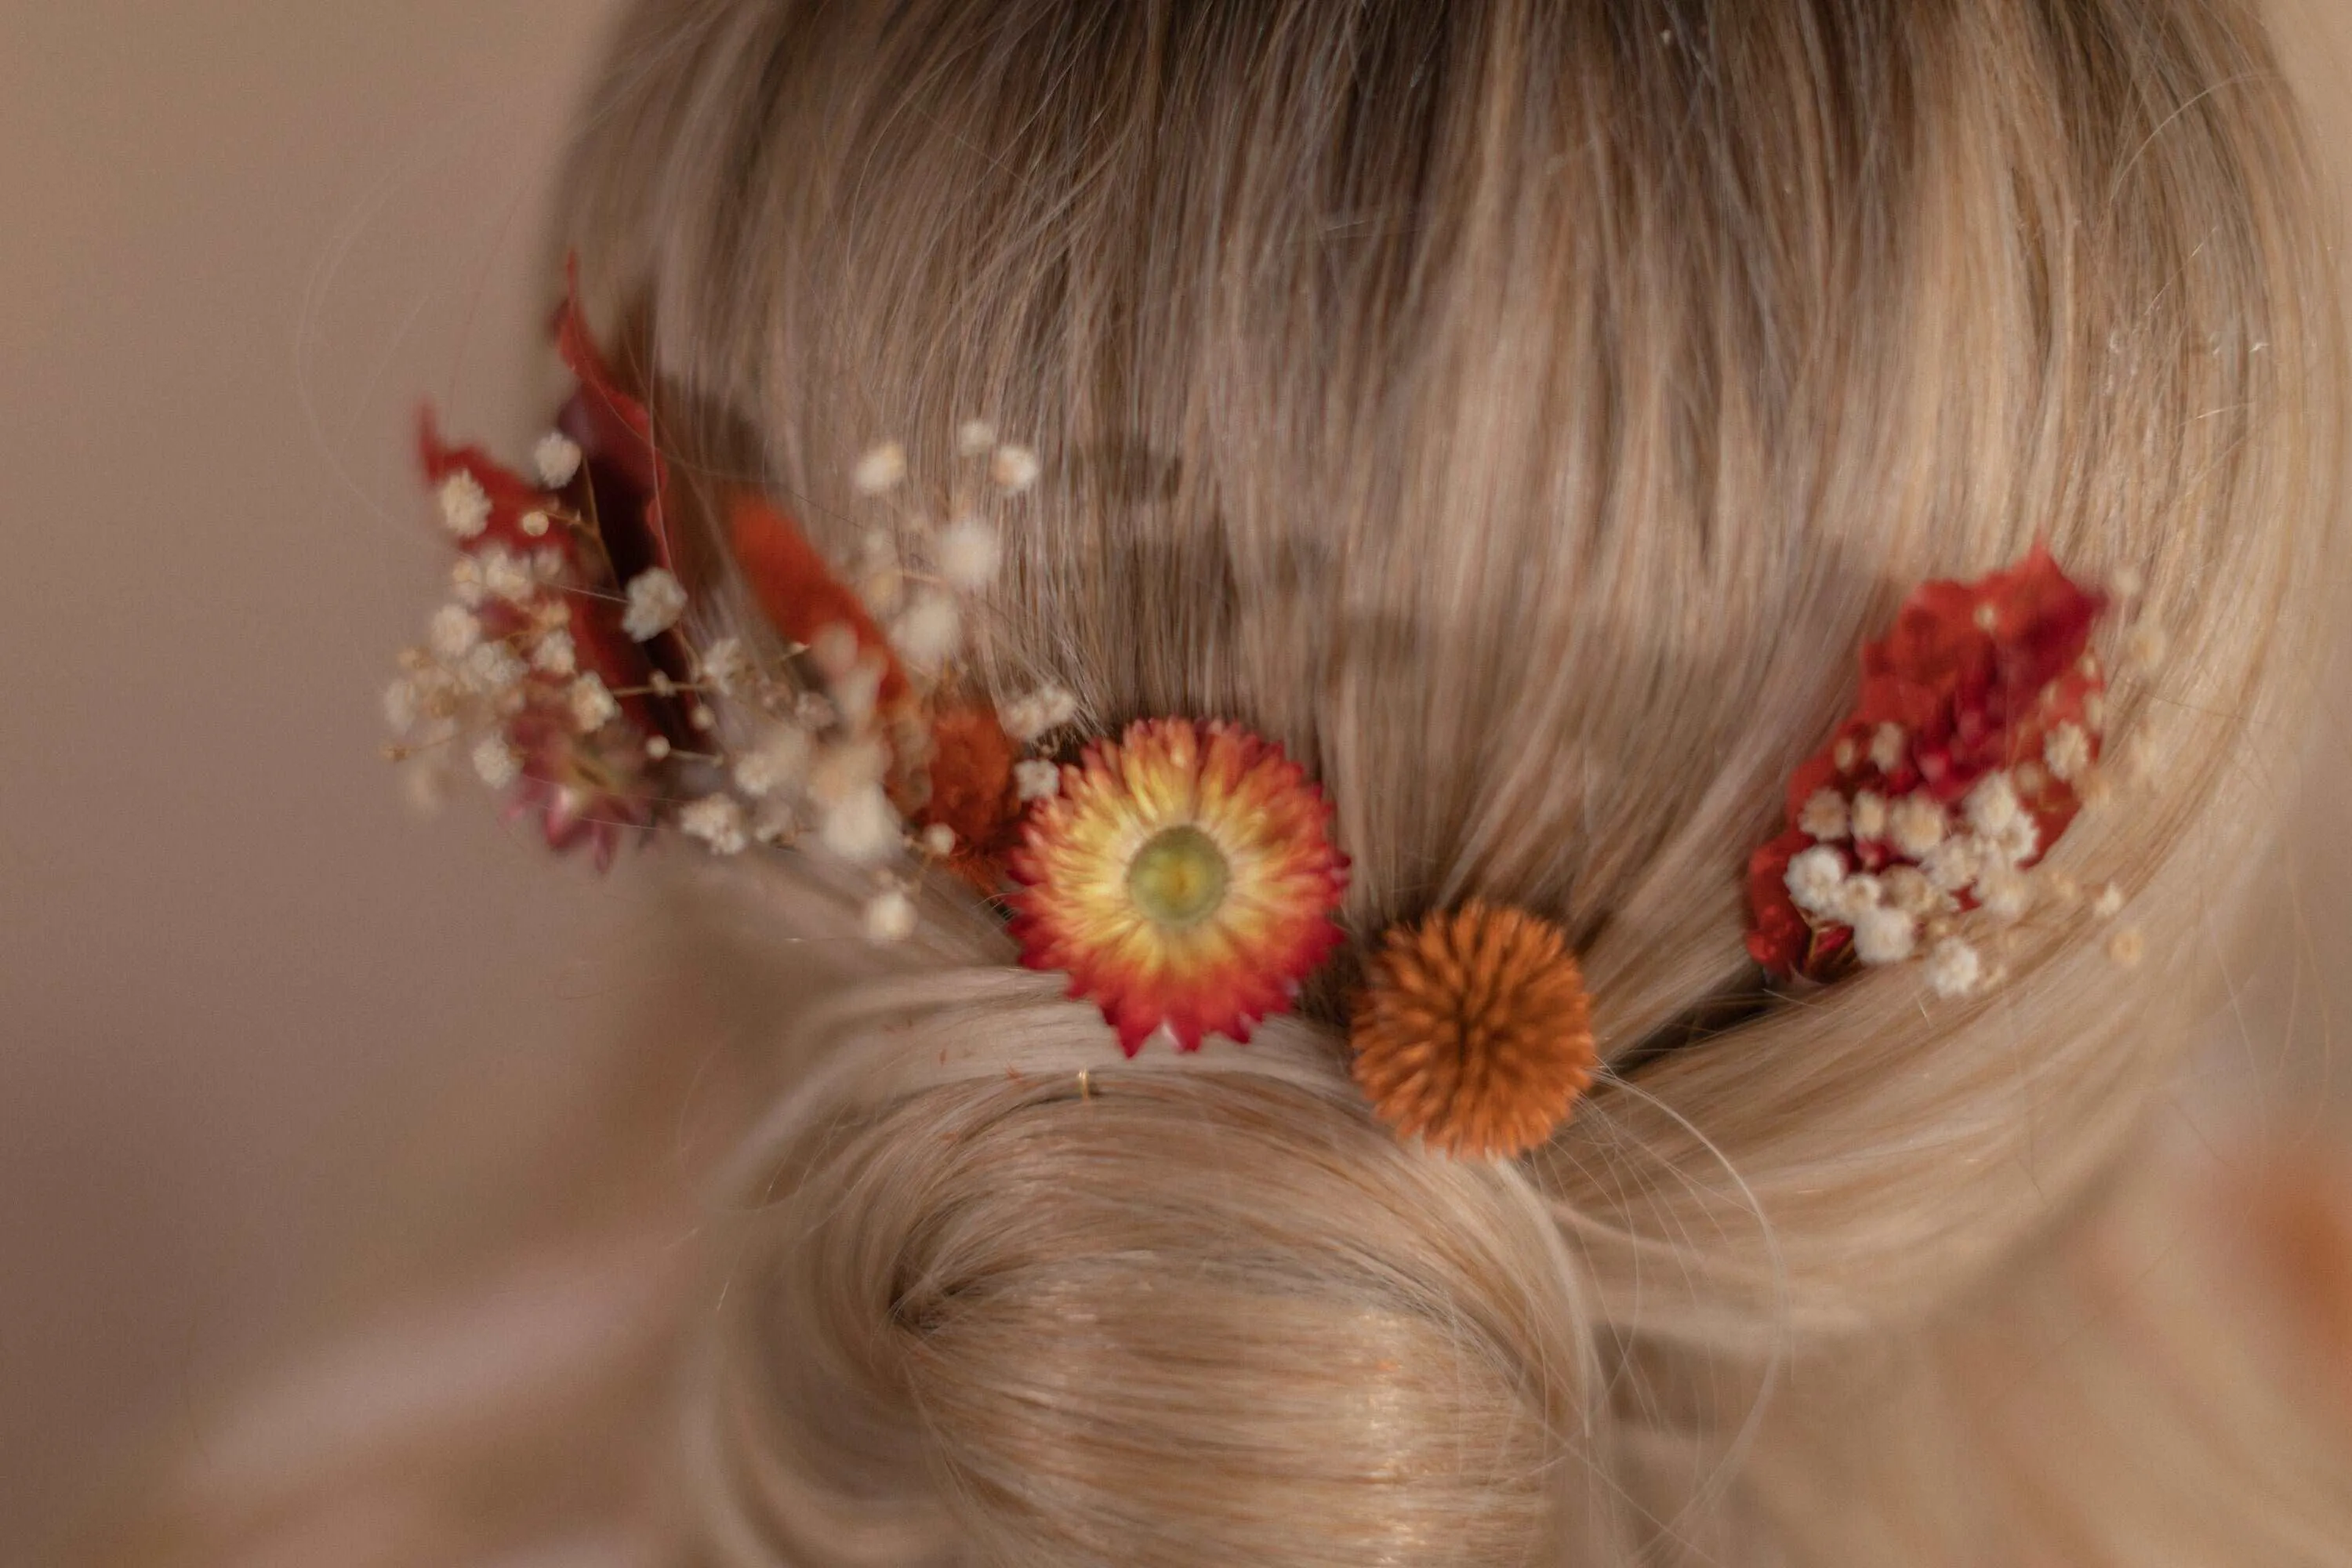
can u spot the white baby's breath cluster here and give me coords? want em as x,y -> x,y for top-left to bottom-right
1780,587 -> 2162,1000
488,420 -> 1073,942
392,349 -> 1083,919
384,514 -> 599,808
842,425 -> 1040,685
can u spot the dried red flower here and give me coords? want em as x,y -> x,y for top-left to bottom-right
1350,902 -> 1596,1160
1746,543 -> 2111,981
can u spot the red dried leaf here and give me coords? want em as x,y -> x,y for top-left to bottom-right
553,256 -> 672,575
728,495 -> 910,709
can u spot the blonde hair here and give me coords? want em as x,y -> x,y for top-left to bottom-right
99,0 -> 2352,1563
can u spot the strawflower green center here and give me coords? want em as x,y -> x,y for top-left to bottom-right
1126,824 -> 1231,929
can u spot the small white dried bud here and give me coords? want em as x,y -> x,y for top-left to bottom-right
405,669 -> 460,724
1888,793 -> 1946,858
1849,791 -> 1890,843
2083,691 -> 2109,735
533,431 -> 583,489
853,441 -> 908,495
568,673 -> 619,734
644,735 -> 673,762
1920,836 -> 1980,895
808,624 -> 862,683
1833,738 -> 1860,774
428,604 -> 481,660
1882,866 -> 1941,918
2111,564 -> 2146,600
1986,811 -> 2040,869
1870,723 -> 1907,775
1964,771 -> 2021,837
1798,789 -> 1850,842
1973,601 -> 1998,633
519,510 -> 552,539
461,641 -> 528,695
1925,938 -> 1984,999
699,637 -> 750,695
2044,722 -> 2091,783
893,593 -> 964,670
734,726 -> 812,798
471,735 -> 521,789
437,470 -> 492,539
819,786 -> 902,864
383,678 -> 421,735
831,659 -> 886,730
920,822 -> 957,858
2091,882 -> 2125,920
956,419 -> 998,456
622,568 -> 688,641
862,888 -> 918,943
1000,684 -> 1078,742
1014,759 -> 1062,802
532,627 -> 577,677
1852,905 -> 1918,966
481,546 -> 534,604
1784,845 -> 1849,918
448,556 -> 487,607
935,516 -> 1004,591
808,738 -> 890,808
1975,864 -> 2033,924
792,691 -> 838,731
679,795 -> 748,855
989,444 -> 1041,493
1831,873 -> 1885,925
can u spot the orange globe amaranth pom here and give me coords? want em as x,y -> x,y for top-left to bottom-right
1350,902 -> 1596,1160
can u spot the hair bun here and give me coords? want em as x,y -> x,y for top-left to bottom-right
686,989 -> 1621,1564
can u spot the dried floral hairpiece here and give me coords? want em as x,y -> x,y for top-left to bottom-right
382,266 -> 1067,936
383,271 -> 2163,1168
1746,543 -> 2158,996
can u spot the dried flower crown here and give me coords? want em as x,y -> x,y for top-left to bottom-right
385,267 -> 2158,1162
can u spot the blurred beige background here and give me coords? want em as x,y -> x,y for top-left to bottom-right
1,2 -> 2349,1565
0,3 -> 633,1559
